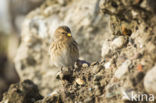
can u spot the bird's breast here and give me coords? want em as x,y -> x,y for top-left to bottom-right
49,41 -> 74,67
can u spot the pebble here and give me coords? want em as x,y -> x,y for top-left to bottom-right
48,90 -> 59,97
93,75 -> 102,81
82,63 -> 89,68
58,0 -> 66,5
101,40 -> 111,57
105,83 -> 120,99
91,61 -> 99,66
130,71 -> 144,86
92,65 -> 104,74
104,61 -> 112,69
144,65 -> 156,95
94,81 -> 100,85
112,36 -> 126,49
88,88 -> 92,91
92,65 -> 100,74
100,79 -> 107,87
95,89 -> 102,96
84,97 -> 92,103
94,84 -> 98,89
114,60 -> 131,79
75,78 -> 85,85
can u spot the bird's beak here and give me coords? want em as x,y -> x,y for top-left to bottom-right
67,33 -> 71,37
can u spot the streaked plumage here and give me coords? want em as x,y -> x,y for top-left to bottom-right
49,26 -> 79,67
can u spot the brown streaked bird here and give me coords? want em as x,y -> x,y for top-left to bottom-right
49,26 -> 79,69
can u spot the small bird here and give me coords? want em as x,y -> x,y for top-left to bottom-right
49,26 -> 79,69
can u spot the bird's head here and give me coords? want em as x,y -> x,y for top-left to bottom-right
53,26 -> 72,41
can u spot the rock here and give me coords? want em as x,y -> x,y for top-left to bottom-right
92,65 -> 104,74
35,94 -> 62,103
114,60 -> 131,79
82,63 -> 89,68
8,0 -> 156,102
75,78 -> 85,85
130,71 -> 144,86
9,0 -> 44,32
14,0 -> 111,96
20,0 -> 110,62
95,89 -> 102,96
91,61 -> 99,66
104,60 -> 112,69
144,65 -> 156,96
101,40 -> 112,58
93,75 -> 102,81
1,80 -> 43,103
101,36 -> 127,58
48,90 -> 59,97
14,37 -> 60,96
112,36 -> 127,49
105,83 -> 120,99
84,97 -> 93,103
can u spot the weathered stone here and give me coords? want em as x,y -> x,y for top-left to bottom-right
101,40 -> 112,58
1,80 -> 43,103
75,78 -> 85,86
14,0 -> 111,96
114,60 -> 131,79
144,65 -> 156,96
112,36 -> 127,49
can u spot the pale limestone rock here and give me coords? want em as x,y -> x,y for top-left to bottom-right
144,65 -> 156,96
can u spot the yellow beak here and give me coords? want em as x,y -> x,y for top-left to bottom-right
67,33 -> 71,37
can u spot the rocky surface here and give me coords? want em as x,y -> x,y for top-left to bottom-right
0,0 -> 44,100
1,80 -> 43,103
1,0 -> 156,103
14,0 -> 111,96
144,65 -> 156,96
9,0 -> 44,33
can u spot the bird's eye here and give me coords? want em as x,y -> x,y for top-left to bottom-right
62,32 -> 66,34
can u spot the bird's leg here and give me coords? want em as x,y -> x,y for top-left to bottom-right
61,66 -> 63,72
56,66 -> 64,80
